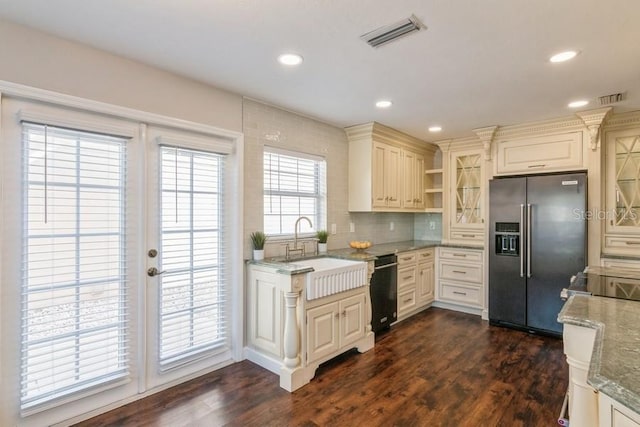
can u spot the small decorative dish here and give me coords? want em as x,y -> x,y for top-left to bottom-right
349,240 -> 372,253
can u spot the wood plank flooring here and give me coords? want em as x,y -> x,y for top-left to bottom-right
74,308 -> 568,427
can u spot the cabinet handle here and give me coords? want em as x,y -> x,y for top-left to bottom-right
461,234 -> 475,238
452,270 -> 467,274
527,164 -> 546,168
335,313 -> 340,319
404,298 -> 413,303
452,254 -> 467,257
341,310 -> 346,317
626,241 -> 640,245
453,291 -> 467,296
403,276 -> 413,280
402,257 -> 413,261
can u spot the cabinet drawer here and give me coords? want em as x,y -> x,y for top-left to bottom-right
601,259 -> 640,270
450,230 -> 484,243
605,235 -> 640,251
397,251 -> 417,265
398,287 -> 417,314
440,262 -> 482,283
439,282 -> 482,307
439,248 -> 483,262
398,266 -> 417,288
417,248 -> 434,262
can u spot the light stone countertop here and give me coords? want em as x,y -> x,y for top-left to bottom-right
247,240 -> 484,275
558,295 -> 640,414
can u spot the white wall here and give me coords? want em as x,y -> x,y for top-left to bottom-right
0,19 -> 243,132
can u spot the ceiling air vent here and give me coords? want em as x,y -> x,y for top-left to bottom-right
598,92 -> 626,105
360,14 -> 425,48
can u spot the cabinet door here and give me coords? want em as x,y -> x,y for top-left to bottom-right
248,268 -> 282,357
451,150 -> 484,230
495,132 -> 583,175
417,261 -> 434,305
372,142 -> 388,208
606,128 -> 640,234
414,152 -> 425,208
402,150 -> 417,208
339,294 -> 365,348
306,302 -> 340,363
386,145 -> 402,208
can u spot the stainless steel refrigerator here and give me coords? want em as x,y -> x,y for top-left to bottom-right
489,173 -> 587,335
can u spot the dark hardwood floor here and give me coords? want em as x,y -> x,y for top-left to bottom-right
75,308 -> 568,427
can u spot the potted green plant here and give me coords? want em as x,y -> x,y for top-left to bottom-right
316,230 -> 329,253
250,231 -> 267,260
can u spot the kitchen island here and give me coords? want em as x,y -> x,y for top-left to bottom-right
559,266 -> 640,426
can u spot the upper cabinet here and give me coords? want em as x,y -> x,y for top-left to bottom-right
604,126 -> 640,254
494,131 -> 586,176
438,140 -> 486,246
371,141 -> 402,209
346,122 -> 438,213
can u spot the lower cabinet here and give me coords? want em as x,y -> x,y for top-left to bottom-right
397,248 -> 435,320
417,249 -> 435,305
600,393 -> 640,427
306,294 -> 366,364
245,263 -> 375,392
436,247 -> 484,313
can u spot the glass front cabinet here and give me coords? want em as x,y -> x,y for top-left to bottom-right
604,127 -> 640,254
447,147 -> 485,245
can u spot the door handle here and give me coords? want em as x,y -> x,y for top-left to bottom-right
147,267 -> 166,277
527,203 -> 532,279
520,204 -> 525,278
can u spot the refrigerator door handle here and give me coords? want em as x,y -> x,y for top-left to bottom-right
520,204 -> 525,278
527,203 -> 532,278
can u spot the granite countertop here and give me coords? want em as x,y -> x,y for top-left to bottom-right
248,239 -> 484,275
558,295 -> 640,413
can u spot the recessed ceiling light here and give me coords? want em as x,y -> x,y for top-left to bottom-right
428,126 -> 442,132
277,53 -> 303,66
550,50 -> 578,63
568,100 -> 589,108
375,100 -> 392,108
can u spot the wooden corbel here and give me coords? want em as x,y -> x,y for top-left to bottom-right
473,125 -> 498,160
576,107 -> 612,151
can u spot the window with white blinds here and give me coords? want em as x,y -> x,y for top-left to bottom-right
263,149 -> 326,235
158,146 -> 227,368
21,123 -> 128,410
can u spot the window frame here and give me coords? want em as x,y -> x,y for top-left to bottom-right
263,146 -> 327,238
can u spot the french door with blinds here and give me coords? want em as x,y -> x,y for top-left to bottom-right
144,129 -> 232,389
0,96 -> 240,426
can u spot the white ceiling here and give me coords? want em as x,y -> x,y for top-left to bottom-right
1,0 -> 639,141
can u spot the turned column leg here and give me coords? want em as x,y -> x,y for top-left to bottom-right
283,291 -> 301,368
364,261 -> 374,334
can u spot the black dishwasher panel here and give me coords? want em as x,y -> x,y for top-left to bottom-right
370,254 -> 398,333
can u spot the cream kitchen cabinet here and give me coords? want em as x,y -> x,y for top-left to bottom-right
346,122 -> 436,213
306,293 -> 366,364
372,141 -> 402,209
600,393 -> 640,427
245,262 -> 374,392
494,131 -> 585,175
416,248 -> 435,306
402,149 -> 425,209
436,247 -> 484,314
603,127 -> 640,256
396,248 -> 435,321
439,145 -> 486,246
397,251 -> 418,319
